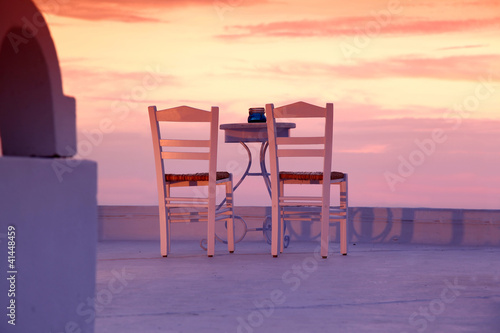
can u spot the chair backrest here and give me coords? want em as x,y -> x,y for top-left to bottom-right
266,101 -> 334,196
148,105 -> 219,192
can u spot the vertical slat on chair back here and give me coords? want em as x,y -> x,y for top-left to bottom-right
322,103 -> 334,208
207,107 -> 219,218
148,105 -> 168,213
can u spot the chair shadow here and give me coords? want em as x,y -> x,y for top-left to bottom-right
277,206 -> 468,246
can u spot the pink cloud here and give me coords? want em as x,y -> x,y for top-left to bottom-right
227,54 -> 500,81
33,0 -> 268,22
402,0 -> 500,7
315,116 -> 500,208
437,44 -> 487,51
60,65 -> 178,100
336,54 -> 500,81
462,0 -> 500,6
218,16 -> 500,39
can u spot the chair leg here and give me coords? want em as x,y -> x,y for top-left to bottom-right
279,181 -> 285,254
207,181 -> 216,257
280,210 -> 285,254
320,182 -> 331,258
167,185 -> 172,255
320,206 -> 329,258
159,184 -> 171,257
340,178 -> 348,255
340,218 -> 347,255
226,181 -> 235,253
207,208 -> 215,257
271,209 -> 281,257
159,206 -> 168,257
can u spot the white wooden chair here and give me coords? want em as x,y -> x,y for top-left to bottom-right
148,105 -> 235,257
265,101 -> 348,258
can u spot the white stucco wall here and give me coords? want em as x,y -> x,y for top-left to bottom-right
0,1 -> 98,332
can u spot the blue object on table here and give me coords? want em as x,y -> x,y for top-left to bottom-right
248,107 -> 266,123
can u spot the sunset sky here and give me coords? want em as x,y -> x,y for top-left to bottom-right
34,0 -> 499,209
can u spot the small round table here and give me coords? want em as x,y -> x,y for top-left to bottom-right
218,122 -> 296,245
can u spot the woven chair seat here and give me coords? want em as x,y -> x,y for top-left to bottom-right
165,172 -> 230,182
279,171 -> 345,181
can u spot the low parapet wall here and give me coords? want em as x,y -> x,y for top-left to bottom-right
98,206 -> 500,247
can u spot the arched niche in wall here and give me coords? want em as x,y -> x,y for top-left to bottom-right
0,0 -> 76,157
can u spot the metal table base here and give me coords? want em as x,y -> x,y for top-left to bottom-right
200,122 -> 295,250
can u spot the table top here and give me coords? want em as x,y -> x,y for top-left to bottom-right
220,122 -> 295,143
220,122 -> 295,130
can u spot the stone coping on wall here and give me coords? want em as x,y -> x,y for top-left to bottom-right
98,206 -> 500,247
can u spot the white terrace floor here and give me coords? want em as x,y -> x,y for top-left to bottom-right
94,240 -> 500,333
